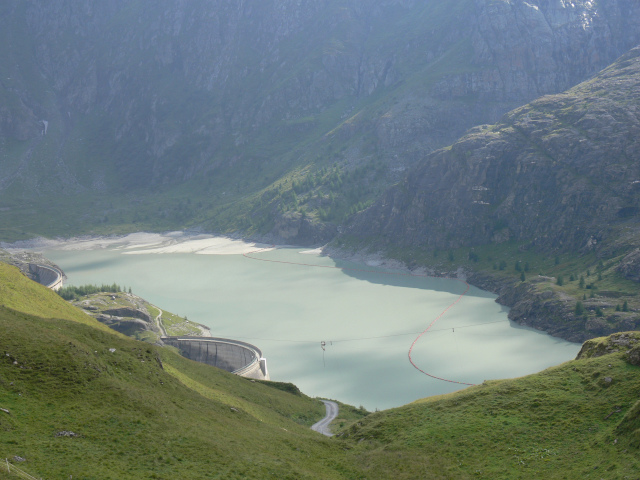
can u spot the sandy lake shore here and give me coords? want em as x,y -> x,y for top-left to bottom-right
1,232 -> 276,256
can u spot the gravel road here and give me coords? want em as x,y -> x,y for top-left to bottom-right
311,400 -> 338,437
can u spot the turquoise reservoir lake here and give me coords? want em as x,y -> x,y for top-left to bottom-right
40,235 -> 580,410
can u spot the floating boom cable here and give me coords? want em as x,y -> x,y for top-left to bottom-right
243,246 -> 476,386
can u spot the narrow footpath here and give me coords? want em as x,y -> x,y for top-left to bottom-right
311,400 -> 339,437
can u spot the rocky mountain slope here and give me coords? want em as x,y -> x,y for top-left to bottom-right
345,45 -> 640,254
340,45 -> 640,342
2,0 -> 640,242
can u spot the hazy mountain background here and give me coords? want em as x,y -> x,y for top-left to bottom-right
2,5 -> 640,476
2,0 -> 640,245
345,46 -> 640,254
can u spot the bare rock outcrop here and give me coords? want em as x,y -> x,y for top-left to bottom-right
346,47 -> 640,253
576,332 -> 640,361
617,249 -> 640,282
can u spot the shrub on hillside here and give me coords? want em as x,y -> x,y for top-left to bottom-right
57,283 -> 123,301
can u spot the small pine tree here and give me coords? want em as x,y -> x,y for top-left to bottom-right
520,272 -> 525,282
128,287 -> 132,294
616,304 -> 621,312
595,307 -> 604,317
570,274 -> 575,282
587,269 -> 591,277
575,301 -> 585,316
579,276 -> 585,288
515,261 -> 522,272
493,263 -> 498,270
623,300 -> 629,312
583,294 -> 587,300
557,276 -> 564,286
448,250 -> 455,262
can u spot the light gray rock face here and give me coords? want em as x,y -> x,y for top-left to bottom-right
1,0 -> 640,197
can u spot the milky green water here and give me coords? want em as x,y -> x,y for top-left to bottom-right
43,246 -> 580,410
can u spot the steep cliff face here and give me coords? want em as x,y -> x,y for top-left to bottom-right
372,0 -> 640,162
1,0 -> 640,238
346,46 -> 640,253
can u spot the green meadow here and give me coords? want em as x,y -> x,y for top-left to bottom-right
1,262 -> 639,479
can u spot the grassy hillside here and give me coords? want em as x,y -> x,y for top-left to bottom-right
0,264 -> 351,479
0,263 -> 114,332
60,285 -> 208,342
2,263 -> 639,479
338,335 -> 640,479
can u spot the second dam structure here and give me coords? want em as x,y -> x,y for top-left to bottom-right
162,336 -> 269,380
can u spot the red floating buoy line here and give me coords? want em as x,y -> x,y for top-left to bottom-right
243,246 -> 476,386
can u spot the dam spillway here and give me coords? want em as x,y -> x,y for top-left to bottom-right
162,336 -> 269,380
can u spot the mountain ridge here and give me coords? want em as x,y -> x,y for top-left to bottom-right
2,0 -> 640,243
345,45 -> 640,252
338,45 -> 640,342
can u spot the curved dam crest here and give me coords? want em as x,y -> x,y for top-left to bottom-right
29,263 -> 64,290
1,245 -> 268,382
0,249 -> 65,291
162,336 -> 269,380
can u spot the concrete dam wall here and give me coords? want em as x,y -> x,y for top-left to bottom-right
162,336 -> 269,380
29,263 -> 64,290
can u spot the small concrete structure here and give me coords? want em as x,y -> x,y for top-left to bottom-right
29,263 -> 64,291
162,336 -> 269,380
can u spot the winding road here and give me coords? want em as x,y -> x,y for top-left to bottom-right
155,308 -> 167,337
311,400 -> 339,437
